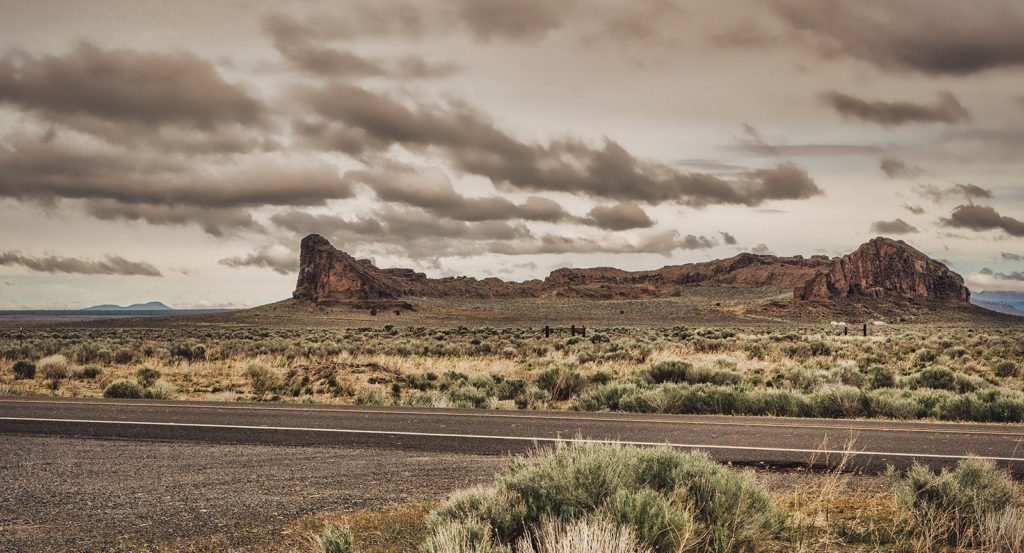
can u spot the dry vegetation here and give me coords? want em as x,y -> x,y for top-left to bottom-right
290,443 -> 1023,553
2,323 -> 1023,423
3,318 -> 1023,552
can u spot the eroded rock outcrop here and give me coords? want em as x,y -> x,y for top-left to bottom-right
795,237 -> 970,304
292,234 -> 970,307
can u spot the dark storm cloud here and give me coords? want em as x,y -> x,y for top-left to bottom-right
770,0 -> 1024,75
82,200 -> 261,237
0,43 -> 264,128
870,218 -> 919,235
1002,252 -> 1023,261
751,244 -> 773,255
343,166 -> 575,223
0,251 -> 161,276
584,203 -> 654,231
0,136 -> 353,209
219,249 -> 298,275
940,205 -> 1024,237
914,183 -> 992,203
822,91 -> 970,126
719,231 -> 737,245
880,157 -> 925,179
904,204 -> 926,215
297,83 -> 823,206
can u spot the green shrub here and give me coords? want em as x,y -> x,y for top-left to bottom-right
647,361 -> 692,384
78,365 -> 102,379
910,366 -> 958,391
864,365 -> 896,389
135,367 -> 161,387
597,488 -> 695,552
11,360 -> 35,380
890,458 -> 1019,547
995,361 -> 1019,378
535,367 -> 586,401
495,378 -> 526,401
446,384 -> 493,409
514,386 -> 551,410
427,442 -> 783,552
314,524 -> 354,553
103,380 -> 144,399
571,383 -> 640,412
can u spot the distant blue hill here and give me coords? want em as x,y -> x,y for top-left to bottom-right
971,291 -> 1024,317
81,301 -> 173,312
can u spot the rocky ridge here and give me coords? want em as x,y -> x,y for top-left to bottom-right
292,234 -> 970,307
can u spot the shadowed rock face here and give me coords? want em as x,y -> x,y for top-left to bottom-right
292,234 -> 970,306
795,237 -> 970,304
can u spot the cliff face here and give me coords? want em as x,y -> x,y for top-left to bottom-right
292,234 -> 970,306
795,237 -> 970,304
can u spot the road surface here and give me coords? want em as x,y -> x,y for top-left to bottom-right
4,396 -> 1024,474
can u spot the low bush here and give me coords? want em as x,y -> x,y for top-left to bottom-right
535,367 -> 585,401
38,354 -> 70,381
909,366 -> 957,391
995,361 -> 1019,378
11,359 -> 35,380
245,365 -> 279,394
77,365 -> 102,379
135,367 -> 161,387
890,457 -> 1020,548
103,380 -> 144,399
426,442 -> 784,552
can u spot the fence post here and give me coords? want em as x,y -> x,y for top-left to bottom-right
863,323 -> 867,337
544,325 -> 550,338
581,326 -> 586,338
570,325 -> 576,336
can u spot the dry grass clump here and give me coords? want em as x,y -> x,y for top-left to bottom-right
38,354 -> 70,380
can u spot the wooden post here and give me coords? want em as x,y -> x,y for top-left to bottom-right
843,326 -> 848,336
863,323 -> 867,337
570,325 -> 576,336
581,326 -> 586,338
544,325 -> 550,338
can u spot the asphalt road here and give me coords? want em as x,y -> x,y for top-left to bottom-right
4,397 -> 1024,474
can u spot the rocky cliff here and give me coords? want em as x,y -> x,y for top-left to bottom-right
292,234 -> 970,306
795,237 -> 970,304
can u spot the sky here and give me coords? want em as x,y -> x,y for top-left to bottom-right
0,0 -> 1023,309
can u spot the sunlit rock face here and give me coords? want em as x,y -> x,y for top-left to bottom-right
795,237 -> 970,304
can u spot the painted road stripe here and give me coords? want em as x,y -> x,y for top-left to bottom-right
3,398 -> 1023,438
2,416 -> 1022,463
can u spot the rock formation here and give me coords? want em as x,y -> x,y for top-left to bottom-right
795,237 -> 970,304
292,234 -> 970,307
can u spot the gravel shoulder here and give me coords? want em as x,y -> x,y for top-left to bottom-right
0,434 -> 504,552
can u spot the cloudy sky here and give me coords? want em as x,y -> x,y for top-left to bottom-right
1,0 -> 1023,308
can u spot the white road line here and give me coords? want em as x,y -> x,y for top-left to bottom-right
2,416 -> 1022,462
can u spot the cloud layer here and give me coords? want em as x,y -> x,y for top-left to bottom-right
0,251 -> 161,276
